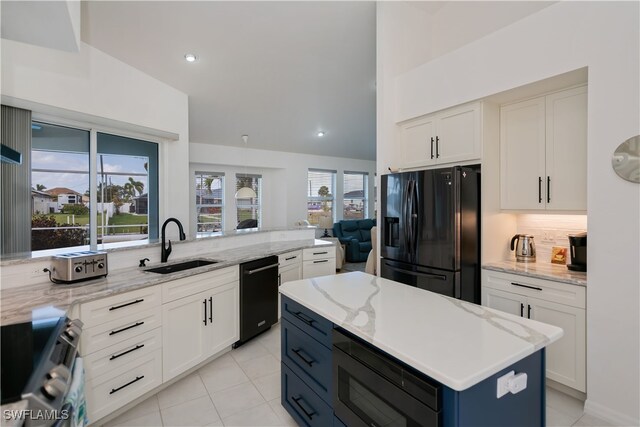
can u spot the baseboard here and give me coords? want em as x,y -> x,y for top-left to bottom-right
583,399 -> 640,426
547,378 -> 586,401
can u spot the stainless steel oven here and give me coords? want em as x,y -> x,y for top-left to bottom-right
332,328 -> 441,427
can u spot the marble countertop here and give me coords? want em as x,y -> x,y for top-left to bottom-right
1,239 -> 332,325
483,261 -> 587,286
280,272 -> 563,391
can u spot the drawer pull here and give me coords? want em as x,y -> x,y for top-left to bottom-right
110,344 -> 145,361
313,251 -> 328,255
291,348 -> 315,367
510,282 -> 542,291
109,321 -> 144,336
285,256 -> 297,261
313,260 -> 329,264
292,311 -> 315,326
109,299 -> 144,311
291,396 -> 316,420
109,375 -> 145,395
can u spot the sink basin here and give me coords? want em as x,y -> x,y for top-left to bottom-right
145,259 -> 218,274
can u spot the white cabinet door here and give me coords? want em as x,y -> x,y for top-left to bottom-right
545,86 -> 588,211
209,282 -> 239,355
528,296 -> 586,392
482,287 -> 524,317
400,116 -> 437,168
302,259 -> 336,279
278,264 -> 302,318
500,97 -> 547,210
162,289 -> 210,381
436,103 -> 481,164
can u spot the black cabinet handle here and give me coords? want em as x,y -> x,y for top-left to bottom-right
291,396 -> 316,420
208,296 -> 213,323
110,344 -> 145,361
510,282 -> 542,291
313,260 -> 329,264
528,304 -> 532,319
313,251 -> 328,255
435,136 -> 440,158
547,176 -> 551,203
292,311 -> 315,326
430,137 -> 434,159
291,348 -> 315,367
109,321 -> 144,336
203,299 -> 207,326
278,274 -> 282,286
538,177 -> 542,203
109,299 -> 144,311
109,375 -> 144,395
520,303 -> 524,317
285,256 -> 297,261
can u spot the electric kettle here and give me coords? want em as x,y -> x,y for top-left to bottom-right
510,234 -> 536,262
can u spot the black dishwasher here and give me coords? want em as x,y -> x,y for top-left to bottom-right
235,255 -> 279,347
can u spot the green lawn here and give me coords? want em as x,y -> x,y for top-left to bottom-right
48,213 -> 147,234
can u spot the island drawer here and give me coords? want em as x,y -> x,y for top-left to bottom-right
162,265 -> 238,303
281,296 -> 333,349
303,247 -> 335,261
80,286 -> 161,328
279,250 -> 302,268
81,307 -> 161,354
282,363 -> 333,427
84,327 -> 162,379
282,319 -> 332,404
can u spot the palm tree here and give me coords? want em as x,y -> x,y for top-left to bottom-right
127,177 -> 144,196
35,184 -> 46,191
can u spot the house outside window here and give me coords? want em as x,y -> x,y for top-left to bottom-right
343,171 -> 368,220
195,172 -> 224,234
307,169 -> 336,225
236,174 -> 261,229
30,122 -> 158,252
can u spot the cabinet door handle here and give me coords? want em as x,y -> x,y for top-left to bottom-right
547,176 -> 551,203
538,177 -> 542,203
528,304 -> 532,319
203,299 -> 207,326
291,396 -> 316,420
110,344 -> 144,361
520,303 -> 524,317
435,136 -> 440,158
109,299 -> 144,311
278,274 -> 282,286
291,348 -> 315,367
511,282 -> 543,291
313,251 -> 328,255
430,137 -> 434,159
313,259 -> 329,264
292,311 -> 315,326
109,321 -> 144,336
208,297 -> 213,323
109,375 -> 144,395
285,256 -> 297,261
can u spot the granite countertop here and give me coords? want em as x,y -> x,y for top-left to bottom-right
483,260 -> 587,286
0,239 -> 332,325
280,272 -> 563,391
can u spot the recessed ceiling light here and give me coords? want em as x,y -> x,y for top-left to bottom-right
184,53 -> 197,63
317,131 -> 325,137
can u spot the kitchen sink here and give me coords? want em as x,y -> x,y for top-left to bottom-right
145,259 -> 218,274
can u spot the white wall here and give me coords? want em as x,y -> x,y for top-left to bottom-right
379,2 -> 640,424
1,39 -> 191,240
190,143 -> 377,237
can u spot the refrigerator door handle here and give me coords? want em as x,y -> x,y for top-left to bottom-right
411,178 -> 419,257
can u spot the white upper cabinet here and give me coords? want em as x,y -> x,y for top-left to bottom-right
500,86 -> 587,211
399,102 -> 481,169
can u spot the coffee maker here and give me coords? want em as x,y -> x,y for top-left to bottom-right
567,232 -> 587,272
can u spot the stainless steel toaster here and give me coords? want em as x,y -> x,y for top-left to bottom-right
50,251 -> 108,283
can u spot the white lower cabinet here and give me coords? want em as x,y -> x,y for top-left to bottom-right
482,269 -> 586,392
162,271 -> 239,381
302,246 -> 336,279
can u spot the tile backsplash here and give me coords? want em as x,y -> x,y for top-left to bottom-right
515,214 -> 587,264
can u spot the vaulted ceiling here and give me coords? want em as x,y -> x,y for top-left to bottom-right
81,1 -> 377,160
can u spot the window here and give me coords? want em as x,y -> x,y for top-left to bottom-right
307,169 -> 335,225
30,122 -> 158,253
343,171 -> 368,220
195,172 -> 224,234
236,174 -> 261,229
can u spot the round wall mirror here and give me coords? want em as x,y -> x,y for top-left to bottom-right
612,135 -> 640,183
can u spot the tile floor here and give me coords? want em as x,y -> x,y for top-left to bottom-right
104,322 -> 612,427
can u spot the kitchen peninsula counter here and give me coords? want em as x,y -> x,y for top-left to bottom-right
279,271 -> 562,391
483,260 -> 587,286
0,239 -> 332,325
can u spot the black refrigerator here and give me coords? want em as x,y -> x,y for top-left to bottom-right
380,166 -> 481,303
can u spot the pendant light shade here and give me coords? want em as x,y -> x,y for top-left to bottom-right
235,186 -> 257,199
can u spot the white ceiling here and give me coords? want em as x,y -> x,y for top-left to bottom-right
81,1 -> 376,160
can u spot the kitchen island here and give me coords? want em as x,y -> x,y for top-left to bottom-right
279,272 -> 563,426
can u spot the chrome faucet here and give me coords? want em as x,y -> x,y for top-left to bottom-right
161,218 -> 186,263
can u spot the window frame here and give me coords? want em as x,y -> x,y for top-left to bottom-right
195,171 -> 225,235
307,168 -> 337,224
235,173 -> 262,229
343,171 -> 369,220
